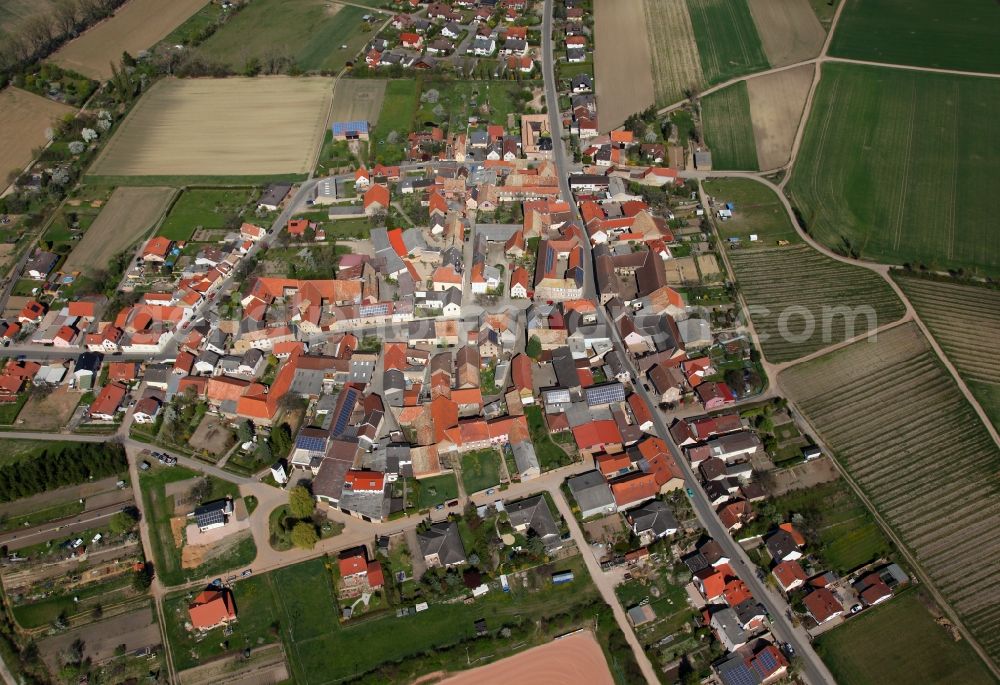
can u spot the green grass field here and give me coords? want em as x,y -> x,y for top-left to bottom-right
700,82 -> 759,171
460,449 -> 501,494
788,63 -> 1000,276
816,591 -> 997,685
164,554 -> 640,684
703,178 -> 801,246
828,0 -> 1000,73
413,473 -> 459,510
196,0 -> 376,72
685,0 -> 769,85
370,79 -> 420,164
157,187 -> 256,241
728,244 -> 905,362
893,273 -> 1000,431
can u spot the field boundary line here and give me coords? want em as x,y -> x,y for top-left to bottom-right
778,393 -> 1000,682
773,315 -> 913,374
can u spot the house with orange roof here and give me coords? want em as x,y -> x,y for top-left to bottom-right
67,300 -> 97,319
597,452 -> 632,478
803,587 -> 843,625
188,589 -> 237,631
338,547 -> 385,593
772,560 -> 807,592
89,382 -> 128,421
694,562 -> 736,602
107,361 -> 138,383
509,266 -> 530,299
717,499 -> 753,531
571,419 -> 622,458
18,300 -> 45,325
400,31 -> 423,49
287,219 -> 312,236
142,236 -> 174,263
609,471 -> 658,509
363,184 -> 390,216
240,223 -> 266,242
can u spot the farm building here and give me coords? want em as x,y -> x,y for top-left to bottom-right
331,120 -> 370,141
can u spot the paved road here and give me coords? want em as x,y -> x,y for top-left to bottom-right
540,4 -> 659,683
541,2 -> 832,682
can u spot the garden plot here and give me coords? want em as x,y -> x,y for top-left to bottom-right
700,82 -> 758,171
89,76 -> 333,177
780,322 -> 1000,668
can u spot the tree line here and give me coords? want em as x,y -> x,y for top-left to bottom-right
0,0 -> 127,83
0,442 -> 127,503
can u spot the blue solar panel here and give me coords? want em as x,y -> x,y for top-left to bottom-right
722,664 -> 759,685
332,389 -> 359,435
544,246 -> 554,273
757,650 -> 777,671
296,435 -> 326,451
331,120 -> 369,134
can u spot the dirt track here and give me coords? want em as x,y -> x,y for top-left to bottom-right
435,631 -> 614,685
594,0 -> 654,131
746,64 -> 813,170
51,0 -> 209,79
0,87 -> 74,181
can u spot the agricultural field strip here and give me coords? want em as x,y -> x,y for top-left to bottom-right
89,77 -> 333,177
728,244 -> 904,362
787,64 -> 1000,277
780,324 -> 1000,663
895,279 -> 1000,389
684,0 -> 770,86
642,0 -> 705,107
700,83 -> 758,170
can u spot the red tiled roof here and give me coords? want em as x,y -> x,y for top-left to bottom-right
188,590 -> 236,629
609,471 -> 657,507
572,419 -> 621,449
772,560 -> 807,590
339,552 -> 367,577
803,587 -> 843,623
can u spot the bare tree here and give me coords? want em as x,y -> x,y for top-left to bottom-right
54,0 -> 80,38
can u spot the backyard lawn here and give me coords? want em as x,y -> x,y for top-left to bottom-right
524,405 -> 574,470
460,449 -> 501,494
412,473 -> 459,510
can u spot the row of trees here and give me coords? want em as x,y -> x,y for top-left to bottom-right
0,0 -> 126,81
0,442 -> 127,503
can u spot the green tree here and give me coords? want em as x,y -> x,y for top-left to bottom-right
108,510 -> 137,535
288,486 -> 314,519
290,522 -> 318,550
525,335 -> 542,360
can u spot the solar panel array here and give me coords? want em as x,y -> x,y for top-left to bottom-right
586,382 -> 625,406
196,509 -> 225,528
331,120 -> 369,134
720,663 -> 759,685
296,434 -> 327,452
333,388 -> 359,435
359,302 -> 390,317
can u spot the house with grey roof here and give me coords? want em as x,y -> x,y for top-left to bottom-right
710,607 -> 748,652
417,521 -> 467,568
567,470 -> 617,519
506,495 -> 562,553
627,499 -> 678,543
509,440 -> 540,481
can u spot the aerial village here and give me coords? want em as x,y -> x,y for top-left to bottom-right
0,0 -> 927,683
